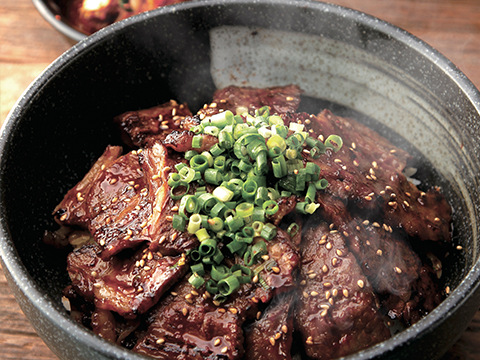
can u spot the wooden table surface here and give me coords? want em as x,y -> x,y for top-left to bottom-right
1,0 -> 480,358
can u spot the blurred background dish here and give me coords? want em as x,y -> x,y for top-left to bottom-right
32,0 -> 192,41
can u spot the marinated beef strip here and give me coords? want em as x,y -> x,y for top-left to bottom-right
113,100 -> 193,148
163,84 -> 302,154
282,110 -> 452,242
295,222 -> 390,360
244,293 -> 295,360
316,194 -> 443,325
195,84 -> 302,119
67,243 -> 188,319
54,143 -> 198,259
134,230 -> 299,360
163,129 -> 219,153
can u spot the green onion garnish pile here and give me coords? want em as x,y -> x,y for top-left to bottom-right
169,106 -> 343,303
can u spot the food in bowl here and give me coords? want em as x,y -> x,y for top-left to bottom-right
53,0 -> 191,35
44,84 -> 452,359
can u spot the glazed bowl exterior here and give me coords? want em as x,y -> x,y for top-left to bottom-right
1,1 -> 480,359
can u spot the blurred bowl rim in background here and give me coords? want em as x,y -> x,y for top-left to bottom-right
31,0 -> 87,42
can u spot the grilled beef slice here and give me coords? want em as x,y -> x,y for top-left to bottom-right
281,110 -> 452,242
134,229 -> 299,360
54,143 -> 198,259
195,85 -> 302,119
295,222 -> 391,359
244,293 -> 295,360
67,243 -> 187,319
113,100 -> 193,148
316,194 -> 443,325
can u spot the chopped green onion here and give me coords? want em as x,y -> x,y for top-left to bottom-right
263,200 -> 279,215
272,155 -> 287,178
252,240 -> 267,256
226,239 -> 245,254
184,150 -> 198,161
170,181 -> 189,200
225,215 -> 244,232
218,275 -> 240,296
236,202 -> 254,218
242,179 -> 258,201
168,172 -> 181,186
204,168 -> 223,185
199,239 -> 217,257
187,214 -> 202,234
191,263 -> 205,276
305,202 -> 320,214
206,279 -> 219,294
212,248 -> 224,264
254,187 -> 269,206
287,223 -> 299,238
192,135 -> 203,149
268,115 -> 283,126
172,214 -> 186,231
251,221 -> 264,234
189,249 -> 201,262
289,122 -> 305,133
210,202 -> 227,218
195,228 -> 210,242
211,264 -> 230,281
209,143 -> 225,157
325,135 -> 343,152
188,273 -> 205,289
190,155 -> 209,173
306,183 -> 317,203
213,186 -> 234,202
315,178 -> 329,190
207,217 -> 224,232
260,223 -> 277,241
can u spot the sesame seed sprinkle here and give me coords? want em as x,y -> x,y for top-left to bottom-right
214,338 -> 221,346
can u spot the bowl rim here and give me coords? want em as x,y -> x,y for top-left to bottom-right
3,0 -> 480,358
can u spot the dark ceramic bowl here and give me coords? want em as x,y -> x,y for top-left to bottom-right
2,0 -> 480,359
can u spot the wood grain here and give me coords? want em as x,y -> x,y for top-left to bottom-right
1,0 -> 480,359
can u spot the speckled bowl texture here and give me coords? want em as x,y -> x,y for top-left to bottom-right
2,1 -> 480,359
